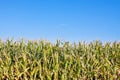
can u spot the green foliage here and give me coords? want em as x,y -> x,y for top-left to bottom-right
0,40 -> 120,80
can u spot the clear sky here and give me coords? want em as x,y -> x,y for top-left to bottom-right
0,0 -> 120,42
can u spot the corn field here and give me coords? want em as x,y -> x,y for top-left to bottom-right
0,39 -> 120,80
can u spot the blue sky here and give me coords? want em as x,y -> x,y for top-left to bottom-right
0,0 -> 120,42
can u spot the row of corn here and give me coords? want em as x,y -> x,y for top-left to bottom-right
0,39 -> 120,80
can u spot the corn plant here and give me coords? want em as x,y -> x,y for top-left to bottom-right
0,39 -> 120,80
